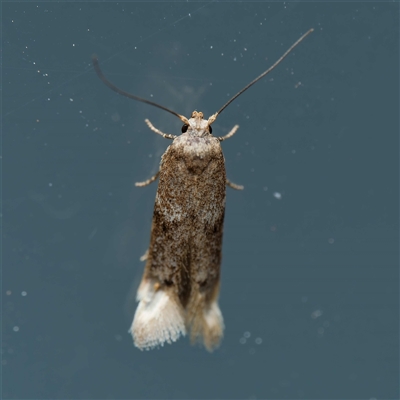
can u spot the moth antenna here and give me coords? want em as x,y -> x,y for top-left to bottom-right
92,55 -> 190,125
208,28 -> 314,125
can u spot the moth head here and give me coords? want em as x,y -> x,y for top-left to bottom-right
181,110 -> 213,137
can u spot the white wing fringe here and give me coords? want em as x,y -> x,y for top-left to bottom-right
187,293 -> 224,352
130,280 -> 186,350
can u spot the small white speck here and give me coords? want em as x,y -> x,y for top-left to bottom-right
244,331 -> 251,338
233,57 -> 237,61
72,43 -> 75,47
13,326 -> 19,332
210,45 -> 213,49
21,291 -> 27,296
255,337 -> 262,345
48,183 -> 53,187
273,192 -> 282,200
69,98 -> 73,102
311,309 -> 323,319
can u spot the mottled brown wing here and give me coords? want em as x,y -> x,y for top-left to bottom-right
144,137 -> 226,307
188,152 -> 226,302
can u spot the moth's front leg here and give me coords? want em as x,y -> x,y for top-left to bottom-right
135,171 -> 160,187
145,119 -> 176,140
226,178 -> 244,190
217,124 -> 239,142
139,249 -> 149,261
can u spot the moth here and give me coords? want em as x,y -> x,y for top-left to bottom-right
92,28 -> 313,351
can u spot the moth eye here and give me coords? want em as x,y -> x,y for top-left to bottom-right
209,126 -> 213,134
181,124 -> 188,133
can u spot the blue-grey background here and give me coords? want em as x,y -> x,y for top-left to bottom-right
3,2 -> 399,399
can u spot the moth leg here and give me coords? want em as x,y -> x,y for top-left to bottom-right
145,119 -> 177,140
135,171 -> 160,187
139,249 -> 149,261
217,124 -> 239,142
226,179 -> 244,190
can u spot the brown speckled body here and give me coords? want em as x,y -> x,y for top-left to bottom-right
132,112 -> 227,351
147,132 -> 225,305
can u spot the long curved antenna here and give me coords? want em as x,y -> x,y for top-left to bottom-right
92,55 -> 189,124
208,28 -> 314,125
